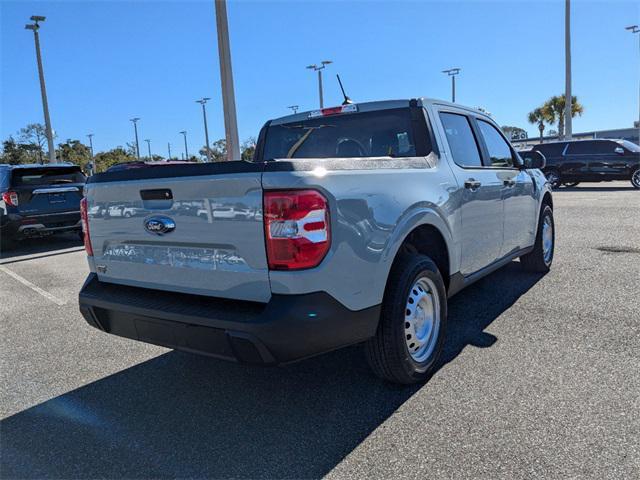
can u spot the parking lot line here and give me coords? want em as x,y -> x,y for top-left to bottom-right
0,264 -> 66,306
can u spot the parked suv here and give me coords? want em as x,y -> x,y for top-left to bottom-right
78,99 -> 553,384
0,163 -> 86,250
532,139 -> 640,189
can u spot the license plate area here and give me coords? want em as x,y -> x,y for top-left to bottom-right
48,193 -> 66,203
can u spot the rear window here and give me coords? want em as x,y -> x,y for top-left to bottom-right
262,108 -> 426,160
0,167 -> 9,191
11,167 -> 86,186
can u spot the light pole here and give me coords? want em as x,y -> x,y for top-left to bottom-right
180,131 -> 189,160
167,142 -> 172,160
196,97 -> 212,162
144,139 -> 152,159
626,25 -> 640,132
288,105 -> 299,114
215,0 -> 241,161
564,0 -> 573,140
86,133 -> 94,175
442,68 -> 461,103
306,61 -> 332,108
130,117 -> 140,159
25,16 -> 56,163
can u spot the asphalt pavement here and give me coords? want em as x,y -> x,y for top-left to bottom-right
1,182 -> 638,479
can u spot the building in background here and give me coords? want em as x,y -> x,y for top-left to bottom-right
512,126 -> 639,150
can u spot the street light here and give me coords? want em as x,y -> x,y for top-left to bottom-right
306,60 -> 332,108
196,97 -> 212,162
179,131 -> 189,160
144,139 -> 152,159
167,142 -> 172,160
626,25 -> 640,131
442,68 -> 461,103
564,0 -> 573,140
25,16 -> 56,163
86,133 -> 94,175
215,0 -> 241,161
129,117 -> 140,160
288,105 -> 299,114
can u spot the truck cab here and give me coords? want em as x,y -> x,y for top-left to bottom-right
78,99 -> 553,384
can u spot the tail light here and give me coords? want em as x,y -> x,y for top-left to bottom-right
2,191 -> 18,207
80,197 -> 93,256
264,189 -> 330,270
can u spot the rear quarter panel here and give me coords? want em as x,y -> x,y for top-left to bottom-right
262,156 -> 461,311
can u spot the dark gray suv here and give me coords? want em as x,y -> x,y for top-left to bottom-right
533,139 -> 640,189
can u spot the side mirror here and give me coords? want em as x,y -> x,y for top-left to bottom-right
614,147 -> 625,155
520,150 -> 546,170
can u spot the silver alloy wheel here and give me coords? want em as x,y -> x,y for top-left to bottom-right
542,214 -> 554,264
404,277 -> 441,363
632,169 -> 640,188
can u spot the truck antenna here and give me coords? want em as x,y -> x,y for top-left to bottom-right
336,74 -> 353,105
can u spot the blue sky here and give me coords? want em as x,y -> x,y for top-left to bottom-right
1,0 -> 638,155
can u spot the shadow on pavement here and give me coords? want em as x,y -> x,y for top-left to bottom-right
0,232 -> 83,263
557,185 -> 635,192
0,263 -> 543,479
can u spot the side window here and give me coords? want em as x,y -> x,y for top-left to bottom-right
534,143 -> 566,157
590,141 -> 617,154
477,120 -> 514,167
566,141 -> 599,155
439,112 -> 482,168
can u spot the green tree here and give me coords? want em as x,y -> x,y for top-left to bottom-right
57,139 -> 92,171
1,137 -> 34,164
501,126 -> 527,141
542,95 -> 584,140
200,139 -> 227,162
19,123 -> 54,163
241,137 -> 257,161
200,138 -> 258,162
527,108 -> 552,144
93,147 -> 135,173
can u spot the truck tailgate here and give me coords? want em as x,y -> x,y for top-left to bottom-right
87,170 -> 269,302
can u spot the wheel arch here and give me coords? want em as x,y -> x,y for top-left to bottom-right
377,211 -> 455,296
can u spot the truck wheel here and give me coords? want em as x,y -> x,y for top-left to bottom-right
520,204 -> 554,273
365,254 -> 447,384
631,169 -> 640,189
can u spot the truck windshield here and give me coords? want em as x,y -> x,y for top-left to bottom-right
262,108 -> 422,160
12,167 -> 86,186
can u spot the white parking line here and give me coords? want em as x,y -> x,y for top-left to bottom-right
0,265 -> 66,306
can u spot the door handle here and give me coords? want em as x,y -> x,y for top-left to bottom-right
464,179 -> 481,191
503,179 -> 516,187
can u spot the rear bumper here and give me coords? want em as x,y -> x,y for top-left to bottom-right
1,211 -> 81,238
78,273 -> 380,364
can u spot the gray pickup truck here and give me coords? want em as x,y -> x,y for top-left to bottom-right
79,98 -> 553,384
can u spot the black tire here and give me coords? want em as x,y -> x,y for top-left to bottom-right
520,204 -> 554,273
631,168 -> 640,190
365,254 -> 448,384
563,182 -> 580,188
545,170 -> 561,189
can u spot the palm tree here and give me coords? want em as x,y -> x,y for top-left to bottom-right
528,108 -> 550,143
543,95 -> 584,140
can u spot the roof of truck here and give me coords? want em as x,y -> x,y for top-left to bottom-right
269,98 -> 493,125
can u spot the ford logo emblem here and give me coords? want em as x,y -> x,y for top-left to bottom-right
144,216 -> 176,235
